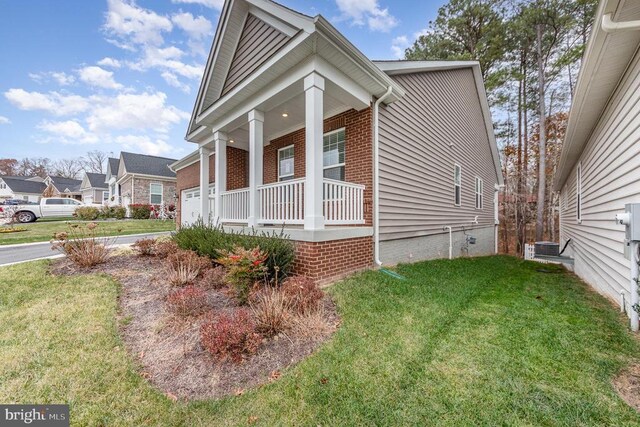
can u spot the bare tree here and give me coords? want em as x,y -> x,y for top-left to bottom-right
50,159 -> 83,179
83,150 -> 109,174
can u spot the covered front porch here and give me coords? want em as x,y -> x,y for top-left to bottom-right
194,57 -> 375,231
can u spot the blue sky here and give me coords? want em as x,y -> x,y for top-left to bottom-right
0,0 -> 446,161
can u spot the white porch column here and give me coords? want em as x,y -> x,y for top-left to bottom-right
213,131 -> 227,223
248,110 -> 264,227
304,72 -> 325,230
199,145 -> 211,223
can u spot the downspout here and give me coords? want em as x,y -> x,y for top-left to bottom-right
602,13 -> 640,33
374,86 -> 394,266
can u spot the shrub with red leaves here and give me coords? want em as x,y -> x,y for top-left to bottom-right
166,285 -> 208,317
200,309 -> 261,362
281,276 -> 324,314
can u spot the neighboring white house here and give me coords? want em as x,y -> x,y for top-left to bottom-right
555,0 -> 640,323
105,157 -> 120,205
0,176 -> 46,202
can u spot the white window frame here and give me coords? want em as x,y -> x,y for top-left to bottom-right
323,128 -> 346,181
277,144 -> 295,182
576,161 -> 582,223
102,191 -> 109,202
454,164 -> 462,207
150,182 -> 163,205
475,177 -> 483,209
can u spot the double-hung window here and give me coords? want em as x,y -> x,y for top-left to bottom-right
475,177 -> 483,209
454,164 -> 462,206
278,145 -> 295,181
577,162 -> 582,223
323,128 -> 346,181
150,183 -> 163,204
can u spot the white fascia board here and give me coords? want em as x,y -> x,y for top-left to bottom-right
374,60 -> 480,75
186,125 -> 209,143
314,56 -> 371,108
245,0 -> 315,33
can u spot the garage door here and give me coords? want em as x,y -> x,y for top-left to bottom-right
181,188 -> 200,226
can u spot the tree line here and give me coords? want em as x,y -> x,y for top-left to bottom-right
0,150 -> 112,180
403,0 -> 597,255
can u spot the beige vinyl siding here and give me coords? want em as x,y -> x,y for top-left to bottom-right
560,48 -> 640,308
378,68 -> 499,241
221,13 -> 290,96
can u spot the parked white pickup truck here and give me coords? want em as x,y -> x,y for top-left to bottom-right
10,198 -> 85,223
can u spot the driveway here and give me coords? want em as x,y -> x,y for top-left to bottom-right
0,232 -> 171,267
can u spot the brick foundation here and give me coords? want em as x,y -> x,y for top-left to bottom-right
293,236 -> 373,285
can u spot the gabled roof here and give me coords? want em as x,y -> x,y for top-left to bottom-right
47,176 -> 82,193
186,0 -> 404,141
106,157 -> 119,179
554,0 -> 640,190
82,173 -> 108,189
374,60 -> 504,187
120,152 -> 177,178
0,177 -> 46,194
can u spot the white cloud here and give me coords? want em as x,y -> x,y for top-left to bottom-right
172,12 -> 212,40
28,71 -> 76,86
115,135 -> 174,156
5,89 -> 91,116
171,0 -> 224,9
86,91 -> 189,133
391,35 -> 409,59
335,0 -> 398,32
97,57 -> 122,68
0,116 -> 10,125
161,71 -> 191,93
104,0 -> 173,47
37,120 -> 99,144
78,66 -> 124,90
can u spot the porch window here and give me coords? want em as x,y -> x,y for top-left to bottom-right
278,145 -> 295,181
103,191 -> 109,202
150,183 -> 163,204
475,177 -> 483,209
454,164 -> 462,206
323,128 -> 345,181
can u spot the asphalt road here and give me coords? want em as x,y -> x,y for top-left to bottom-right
0,232 -> 171,267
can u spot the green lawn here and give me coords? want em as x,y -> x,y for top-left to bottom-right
0,219 -> 175,245
1,256 -> 639,426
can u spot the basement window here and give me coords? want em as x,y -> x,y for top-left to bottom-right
454,164 -> 462,206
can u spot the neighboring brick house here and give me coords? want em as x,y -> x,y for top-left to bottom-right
79,172 -> 108,204
171,0 -> 503,284
116,152 -> 178,214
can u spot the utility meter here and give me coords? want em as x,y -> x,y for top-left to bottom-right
621,204 -> 640,242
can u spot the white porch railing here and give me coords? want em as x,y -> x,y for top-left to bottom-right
220,188 -> 250,222
259,178 -> 305,224
323,178 -> 365,225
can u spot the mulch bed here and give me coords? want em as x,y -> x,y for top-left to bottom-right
614,363 -> 640,413
50,252 -> 339,401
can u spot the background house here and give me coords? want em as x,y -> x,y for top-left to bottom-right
0,176 -> 46,202
43,176 -> 82,200
171,0 -> 502,283
555,0 -> 640,319
80,172 -> 108,204
116,152 -> 178,211
105,157 -> 120,204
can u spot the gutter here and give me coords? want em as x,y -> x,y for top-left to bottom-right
373,86 -> 394,267
602,13 -> 640,33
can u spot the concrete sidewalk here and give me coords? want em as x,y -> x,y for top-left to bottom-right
0,232 -> 171,267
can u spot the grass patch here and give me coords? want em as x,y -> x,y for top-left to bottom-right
0,219 -> 175,245
1,256 -> 639,425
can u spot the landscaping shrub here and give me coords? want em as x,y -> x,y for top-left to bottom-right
217,246 -> 267,304
290,306 -> 333,338
75,206 -> 100,221
199,265 -> 227,290
166,285 -> 208,317
200,309 -> 261,362
129,204 -> 152,219
249,287 -> 292,337
132,238 -> 156,256
173,222 -> 295,280
50,222 -> 113,267
153,238 -> 179,259
281,276 -> 324,314
165,249 -> 211,286
99,206 -> 126,220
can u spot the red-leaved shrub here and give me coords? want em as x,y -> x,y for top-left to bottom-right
281,276 -> 324,314
200,309 -> 261,362
166,285 -> 208,317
